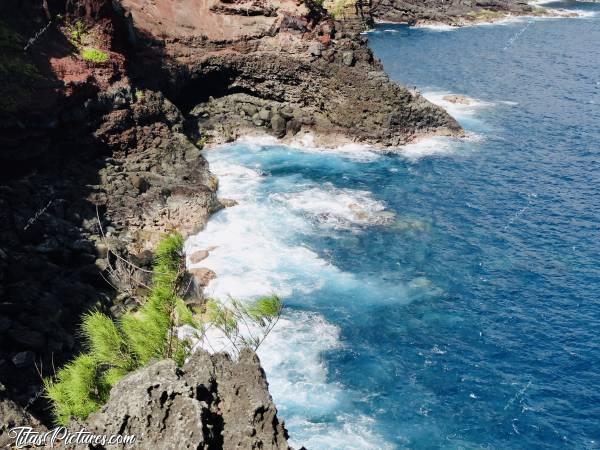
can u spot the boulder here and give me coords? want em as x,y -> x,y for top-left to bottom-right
286,118 -> 302,136
308,42 -> 322,57
270,114 -> 287,138
258,108 -> 272,121
0,396 -> 46,448
189,250 -> 209,264
443,94 -> 472,105
189,268 -> 217,287
342,51 -> 355,67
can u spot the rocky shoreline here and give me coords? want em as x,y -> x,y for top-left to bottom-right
0,0 -> 467,446
370,0 -> 577,27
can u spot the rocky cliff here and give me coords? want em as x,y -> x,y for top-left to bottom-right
117,0 -> 461,147
1,0 -> 461,445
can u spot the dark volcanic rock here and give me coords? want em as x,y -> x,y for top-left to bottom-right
370,0 -> 538,25
70,349 -> 291,450
0,391 -> 46,448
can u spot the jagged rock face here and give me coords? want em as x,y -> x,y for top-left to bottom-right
370,0 -> 534,24
190,54 -> 460,146
68,349 -> 291,450
120,0 -> 306,41
0,52 -> 217,419
91,88 -> 221,253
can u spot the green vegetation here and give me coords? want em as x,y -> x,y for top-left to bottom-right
67,20 -> 87,45
134,88 -> 144,101
64,19 -> 110,64
323,0 -> 355,19
196,136 -> 207,149
81,47 -> 109,64
45,233 -> 283,425
202,295 -> 282,354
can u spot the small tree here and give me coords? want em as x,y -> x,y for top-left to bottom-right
203,296 -> 282,357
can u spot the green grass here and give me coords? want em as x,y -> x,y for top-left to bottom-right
81,47 -> 109,64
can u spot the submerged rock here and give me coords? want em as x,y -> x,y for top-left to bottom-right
443,94 -> 472,105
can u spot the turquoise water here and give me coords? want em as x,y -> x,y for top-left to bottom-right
187,5 -> 600,449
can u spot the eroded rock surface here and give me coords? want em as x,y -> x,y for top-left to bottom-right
67,349 -> 291,450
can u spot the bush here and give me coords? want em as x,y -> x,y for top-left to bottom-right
45,233 -> 192,424
81,47 -> 108,64
44,354 -> 107,426
45,233 -> 283,424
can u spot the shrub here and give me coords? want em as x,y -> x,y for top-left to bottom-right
81,47 -> 108,64
67,20 -> 87,45
45,233 -> 192,424
45,233 -> 283,424
44,354 -> 107,426
203,295 -> 282,355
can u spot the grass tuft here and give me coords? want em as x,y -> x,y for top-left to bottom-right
81,47 -> 108,64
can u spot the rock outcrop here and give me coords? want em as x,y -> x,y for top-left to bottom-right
369,0 -> 544,26
67,349 -> 291,450
0,0 -> 218,421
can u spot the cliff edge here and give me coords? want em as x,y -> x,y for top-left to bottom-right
0,0 -> 462,445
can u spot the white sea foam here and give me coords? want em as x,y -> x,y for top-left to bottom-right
259,311 -> 393,449
414,7 -> 593,31
290,133 -> 381,162
234,134 -> 280,148
186,200 -> 332,299
184,143 -> 396,448
422,91 -> 495,120
287,415 -> 395,450
270,183 -> 394,229
393,136 -> 460,161
207,160 -> 264,200
258,311 -> 343,414
413,23 -> 459,31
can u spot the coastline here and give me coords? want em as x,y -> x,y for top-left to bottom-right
0,0 -> 463,442
372,0 -> 581,28
5,0 -> 592,447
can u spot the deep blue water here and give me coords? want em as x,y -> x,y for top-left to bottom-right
187,4 -> 600,449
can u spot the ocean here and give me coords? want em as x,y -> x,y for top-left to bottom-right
186,3 -> 600,448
